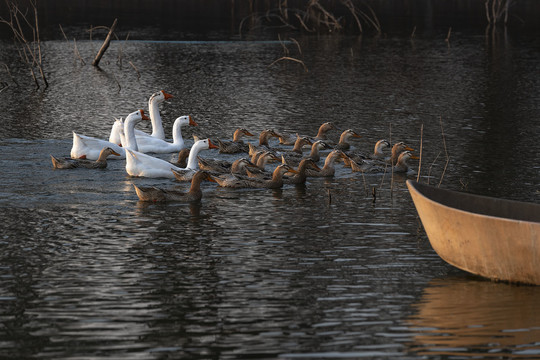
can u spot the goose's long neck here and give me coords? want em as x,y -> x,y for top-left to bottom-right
149,98 -> 165,140
123,117 -> 140,151
171,120 -> 185,146
185,143 -> 204,170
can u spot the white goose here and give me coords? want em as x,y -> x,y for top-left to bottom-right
71,110 -> 149,160
126,138 -> 218,179
135,90 -> 173,140
135,115 -> 198,153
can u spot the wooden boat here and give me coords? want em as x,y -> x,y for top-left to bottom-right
406,180 -> 540,285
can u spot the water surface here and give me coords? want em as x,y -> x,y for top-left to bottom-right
0,30 -> 539,359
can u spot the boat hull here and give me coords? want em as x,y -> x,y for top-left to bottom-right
407,180 -> 540,285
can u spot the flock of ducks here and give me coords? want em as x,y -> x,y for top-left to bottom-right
51,90 -> 419,202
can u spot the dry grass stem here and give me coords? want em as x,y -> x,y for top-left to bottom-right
73,38 -> 85,65
269,56 -> 309,72
416,123 -> 423,182
438,116 -> 450,187
129,61 -> 141,80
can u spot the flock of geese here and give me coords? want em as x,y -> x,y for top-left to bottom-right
51,90 -> 419,202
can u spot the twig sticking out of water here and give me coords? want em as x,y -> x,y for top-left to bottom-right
129,61 -> 141,80
2,63 -> 18,86
269,56 -> 309,72
445,27 -> 452,43
372,187 -> 377,203
92,18 -> 117,67
416,123 -> 424,183
73,38 -> 85,65
411,26 -> 417,38
0,0 -> 48,88
438,116 -> 450,187
59,24 -> 68,41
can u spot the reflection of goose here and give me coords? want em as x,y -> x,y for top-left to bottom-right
407,277 -> 540,355
126,139 -> 217,179
71,110 -> 149,160
136,115 -> 198,153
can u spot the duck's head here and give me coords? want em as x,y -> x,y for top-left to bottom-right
398,150 -> 419,164
392,142 -> 414,154
193,170 -> 217,183
238,128 -> 255,137
377,139 -> 391,149
313,140 -> 332,150
295,135 -> 313,146
300,158 -> 322,172
321,122 -> 338,132
103,147 -> 121,157
276,164 -> 298,175
341,129 -> 362,140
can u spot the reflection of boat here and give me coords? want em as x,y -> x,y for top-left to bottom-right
407,278 -> 540,357
406,180 -> 540,285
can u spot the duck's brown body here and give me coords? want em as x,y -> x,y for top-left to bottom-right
134,170 -> 215,202
51,147 -> 120,169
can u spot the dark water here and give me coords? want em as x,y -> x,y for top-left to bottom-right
1,28 -> 539,359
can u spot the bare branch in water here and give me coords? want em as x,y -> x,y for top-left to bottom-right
268,56 -> 309,72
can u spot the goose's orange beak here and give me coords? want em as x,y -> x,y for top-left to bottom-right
207,175 -> 217,183
140,109 -> 150,120
208,139 -> 219,149
189,115 -> 198,126
405,146 -> 414,151
162,90 -> 173,100
410,154 -> 420,160
111,150 -> 121,156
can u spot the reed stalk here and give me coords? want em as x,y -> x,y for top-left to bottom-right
438,116 -> 450,187
0,0 -> 47,88
416,123 -> 423,183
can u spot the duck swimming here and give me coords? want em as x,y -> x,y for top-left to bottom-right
136,115 -> 198,153
126,138 -> 218,179
278,136 -> 313,166
217,128 -> 255,153
51,147 -> 120,169
283,158 -> 322,185
133,170 -> 215,202
170,148 -> 190,168
305,149 -> 348,177
214,163 -> 297,189
349,150 -> 419,174
390,142 -> 414,164
334,129 -> 362,151
71,109 -> 149,160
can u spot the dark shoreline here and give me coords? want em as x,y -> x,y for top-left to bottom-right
2,0 -> 540,40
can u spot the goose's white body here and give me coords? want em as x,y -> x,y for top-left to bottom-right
125,139 -> 216,179
136,115 -> 197,153
71,110 -> 148,160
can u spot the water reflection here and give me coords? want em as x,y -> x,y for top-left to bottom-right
407,277 -> 540,358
